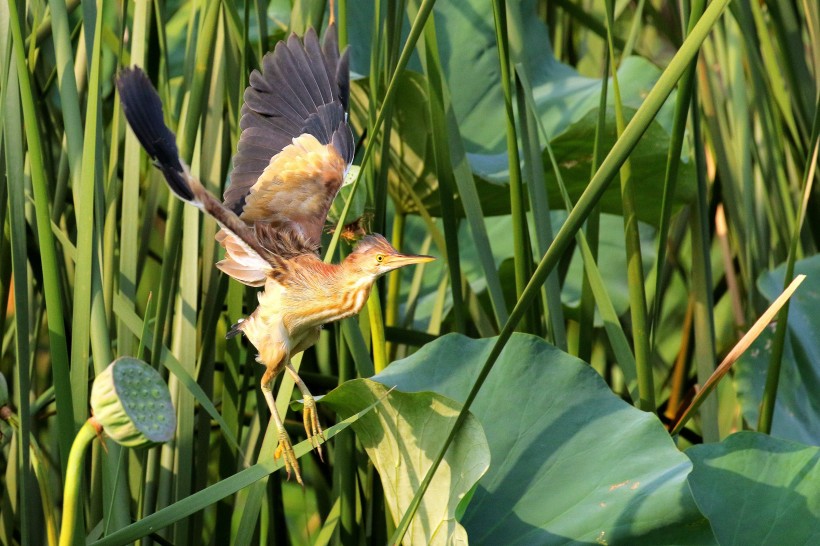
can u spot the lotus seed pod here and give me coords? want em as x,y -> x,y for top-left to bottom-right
90,357 -> 176,447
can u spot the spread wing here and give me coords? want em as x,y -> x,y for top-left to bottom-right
224,24 -> 354,251
116,67 -> 288,286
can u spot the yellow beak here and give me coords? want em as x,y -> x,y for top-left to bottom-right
384,253 -> 436,269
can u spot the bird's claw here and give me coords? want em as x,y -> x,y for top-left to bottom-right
302,394 -> 325,461
274,429 -> 303,486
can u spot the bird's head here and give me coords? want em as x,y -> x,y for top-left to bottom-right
344,234 -> 434,279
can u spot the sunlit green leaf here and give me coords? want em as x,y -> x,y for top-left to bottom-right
322,379 -> 490,546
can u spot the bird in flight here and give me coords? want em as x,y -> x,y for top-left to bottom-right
117,24 -> 434,484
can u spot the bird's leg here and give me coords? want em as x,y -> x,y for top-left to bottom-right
261,366 -> 302,485
284,363 -> 325,460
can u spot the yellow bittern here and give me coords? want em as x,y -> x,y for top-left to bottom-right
117,24 -> 433,483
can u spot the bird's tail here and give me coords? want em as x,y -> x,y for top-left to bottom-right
116,67 -> 195,202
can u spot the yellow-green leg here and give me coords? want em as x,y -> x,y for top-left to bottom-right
261,366 -> 302,485
285,363 -> 325,460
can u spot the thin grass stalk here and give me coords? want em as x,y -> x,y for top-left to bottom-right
337,348 -> 357,543
8,0 -> 75,453
366,1 -> 401,374
726,15 -> 762,293
551,0 -> 627,52
492,0 -> 532,333
103,98 -> 122,329
371,0 -> 401,236
758,96 -> 820,433
170,180 -> 202,543
118,0 -> 152,359
368,289 -> 389,372
385,211 -> 406,358
576,46 -> 608,364
651,0 -> 704,346
514,67 -> 566,349
437,59 -> 509,328
194,23 -> 230,536
214,13 -> 252,537
71,0 -> 106,426
30,436 -> 58,546
47,0 -> 83,196
337,0 -> 347,46
391,1 -> 731,539
514,59 -> 640,398
0,209 -> 9,343
364,0 -> 382,242
336,300 -> 358,541
699,31 -> 751,302
520,84 -> 641,402
82,1 -> 129,532
150,0 -> 220,370
148,134 -> 183,367
689,82 -> 720,442
604,0 -> 653,410
4,55 -> 34,546
90,411 -> 375,545
342,317 -> 376,377
666,297 -> 694,422
220,1 -> 258,74
417,9 -> 465,333
741,0 -> 803,255
764,1 -> 814,140
621,0 -> 646,58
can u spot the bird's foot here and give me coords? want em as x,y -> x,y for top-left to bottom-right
274,428 -> 302,485
302,394 -> 325,461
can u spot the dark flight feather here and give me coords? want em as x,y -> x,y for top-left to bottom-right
224,23 -> 354,216
116,68 -> 193,202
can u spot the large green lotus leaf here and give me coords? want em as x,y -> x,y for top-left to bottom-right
346,0 -> 694,224
686,432 -> 820,544
321,379 -> 490,546
373,334 -> 714,544
734,255 -> 820,445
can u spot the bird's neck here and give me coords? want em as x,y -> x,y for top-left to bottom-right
279,258 -> 376,330
331,261 -> 377,317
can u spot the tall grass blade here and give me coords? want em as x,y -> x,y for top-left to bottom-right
4,53 -> 34,546
651,0 -> 705,347
492,0 -> 533,333
603,0 -> 653,410
514,66 -> 567,348
758,98 -> 819,433
7,0 -> 74,479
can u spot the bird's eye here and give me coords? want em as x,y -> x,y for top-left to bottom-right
376,254 -> 384,263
